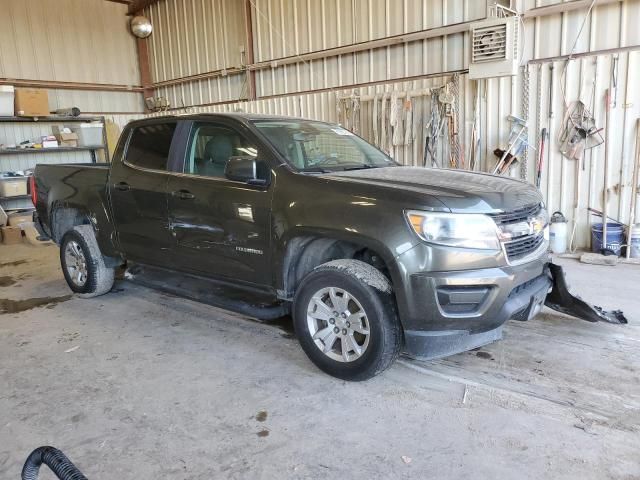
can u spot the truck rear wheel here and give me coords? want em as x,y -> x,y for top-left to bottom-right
293,260 -> 402,381
60,225 -> 115,298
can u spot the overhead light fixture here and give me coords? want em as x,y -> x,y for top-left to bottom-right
130,15 -> 152,38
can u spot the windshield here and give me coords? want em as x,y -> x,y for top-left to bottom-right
253,120 -> 396,172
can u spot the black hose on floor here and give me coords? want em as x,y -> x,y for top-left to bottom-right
21,446 -> 87,480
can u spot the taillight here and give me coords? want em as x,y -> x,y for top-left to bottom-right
29,175 -> 37,206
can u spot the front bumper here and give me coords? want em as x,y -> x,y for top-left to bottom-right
394,244 -> 551,359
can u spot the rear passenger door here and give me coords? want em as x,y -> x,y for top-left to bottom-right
109,121 -> 177,265
166,120 -> 274,287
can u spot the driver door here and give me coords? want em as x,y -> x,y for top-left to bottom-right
166,120 -> 273,287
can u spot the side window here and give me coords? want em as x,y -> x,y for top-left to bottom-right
185,123 -> 258,179
125,122 -> 176,171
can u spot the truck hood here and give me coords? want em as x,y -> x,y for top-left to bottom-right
326,166 -> 542,212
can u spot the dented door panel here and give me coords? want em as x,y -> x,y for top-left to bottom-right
166,176 -> 273,285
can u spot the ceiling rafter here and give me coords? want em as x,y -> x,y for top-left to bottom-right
126,0 -> 161,15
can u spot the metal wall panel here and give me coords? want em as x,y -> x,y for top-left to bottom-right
146,0 -> 249,106
152,73 -> 248,109
251,0 -> 486,61
143,0 -> 640,248
0,0 -> 140,86
147,0 -> 246,81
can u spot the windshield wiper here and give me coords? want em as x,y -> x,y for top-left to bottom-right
342,164 -> 379,171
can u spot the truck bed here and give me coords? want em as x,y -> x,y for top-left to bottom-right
33,163 -> 112,244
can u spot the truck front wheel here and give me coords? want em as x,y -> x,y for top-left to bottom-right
293,260 -> 402,381
60,225 -> 115,298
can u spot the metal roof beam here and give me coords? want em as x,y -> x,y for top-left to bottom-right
127,0 -> 160,15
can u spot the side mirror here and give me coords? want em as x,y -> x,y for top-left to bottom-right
225,156 -> 266,185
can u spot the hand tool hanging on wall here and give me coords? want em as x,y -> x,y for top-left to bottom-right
423,90 -> 444,167
492,115 -> 528,175
404,97 -> 414,147
628,119 -> 640,259
439,84 -> 457,168
337,92 -> 362,134
603,89 -> 612,253
380,92 -> 389,154
611,55 -> 619,108
352,95 -> 361,134
390,91 -> 404,147
536,128 -> 548,188
372,93 -> 380,147
557,101 -> 603,161
469,82 -> 480,171
556,99 -> 604,253
446,74 -> 462,169
548,64 -> 555,119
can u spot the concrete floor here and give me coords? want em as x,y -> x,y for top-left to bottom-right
0,243 -> 639,480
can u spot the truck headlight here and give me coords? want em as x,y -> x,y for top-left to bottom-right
405,211 -> 500,250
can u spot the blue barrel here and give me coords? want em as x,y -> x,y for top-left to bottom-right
591,222 -> 624,255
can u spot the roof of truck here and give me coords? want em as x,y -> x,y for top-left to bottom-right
130,112 -> 313,125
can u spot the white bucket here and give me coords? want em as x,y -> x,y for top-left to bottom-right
628,224 -> 640,259
0,85 -> 15,116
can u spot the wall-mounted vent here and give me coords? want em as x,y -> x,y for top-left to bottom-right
469,17 -> 519,79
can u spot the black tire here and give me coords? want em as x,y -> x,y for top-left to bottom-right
293,259 -> 402,381
60,225 -> 115,298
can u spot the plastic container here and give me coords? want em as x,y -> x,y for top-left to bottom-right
591,222 -> 624,256
0,85 -> 15,116
549,211 -> 568,254
0,177 -> 28,197
70,123 -> 104,147
628,224 -> 640,259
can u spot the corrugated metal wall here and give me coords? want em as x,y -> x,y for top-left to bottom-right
146,0 -> 248,107
0,0 -> 145,210
0,0 -> 143,113
144,0 -> 640,249
251,0 -> 483,97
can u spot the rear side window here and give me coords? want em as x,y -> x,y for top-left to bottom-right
125,122 -> 176,171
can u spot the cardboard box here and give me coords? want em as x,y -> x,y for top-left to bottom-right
55,132 -> 79,147
8,212 -> 32,226
1,226 -> 22,245
0,177 -> 28,197
41,135 -> 58,148
14,88 -> 49,117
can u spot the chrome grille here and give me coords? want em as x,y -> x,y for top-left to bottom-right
504,234 -> 545,261
490,204 -> 547,262
490,203 -> 542,226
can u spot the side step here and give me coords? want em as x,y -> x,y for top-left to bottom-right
544,262 -> 628,324
123,263 -> 290,320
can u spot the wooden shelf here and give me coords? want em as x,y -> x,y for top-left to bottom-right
0,146 -> 105,156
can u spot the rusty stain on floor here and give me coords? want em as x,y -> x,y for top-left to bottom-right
0,295 -> 72,314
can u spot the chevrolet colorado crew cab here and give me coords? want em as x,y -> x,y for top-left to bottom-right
32,113 -> 622,381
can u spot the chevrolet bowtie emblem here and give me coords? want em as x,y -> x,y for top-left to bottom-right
529,217 -> 544,235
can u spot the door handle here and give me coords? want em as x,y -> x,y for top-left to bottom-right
114,182 -> 130,191
172,189 -> 195,200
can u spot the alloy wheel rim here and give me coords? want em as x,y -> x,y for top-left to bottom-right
306,286 -> 371,363
64,240 -> 88,287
